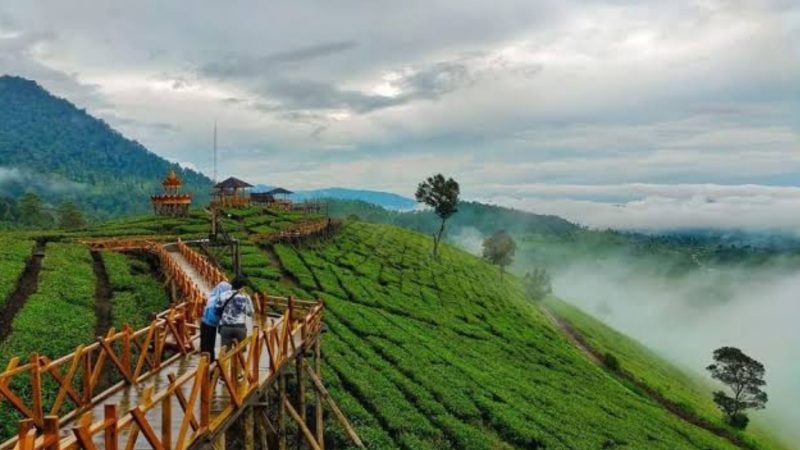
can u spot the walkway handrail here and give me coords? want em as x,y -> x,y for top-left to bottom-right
2,238 -> 324,450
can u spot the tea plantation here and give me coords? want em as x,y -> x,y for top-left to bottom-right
0,209 -> 787,449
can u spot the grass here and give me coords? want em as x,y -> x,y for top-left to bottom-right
0,235 -> 34,308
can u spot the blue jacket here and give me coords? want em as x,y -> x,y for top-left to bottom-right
202,281 -> 232,327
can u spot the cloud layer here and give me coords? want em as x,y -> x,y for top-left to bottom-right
0,1 -> 798,230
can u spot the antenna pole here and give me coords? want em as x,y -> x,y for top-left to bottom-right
213,121 -> 218,183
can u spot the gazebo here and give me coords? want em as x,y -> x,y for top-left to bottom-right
151,169 -> 192,216
211,177 -> 253,208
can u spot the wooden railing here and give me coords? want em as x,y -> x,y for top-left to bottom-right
15,303 -> 324,450
256,219 -> 340,245
0,305 -> 193,436
3,238 -> 325,450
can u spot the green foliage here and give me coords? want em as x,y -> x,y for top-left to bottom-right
482,230 -> 515,274
57,201 -> 86,229
707,347 -> 768,429
18,193 -> 53,228
0,235 -> 34,308
0,243 -> 96,362
0,76 -> 212,220
244,220 -> 755,449
522,268 -> 552,300
415,174 -> 460,257
103,251 -> 169,329
543,298 -> 785,449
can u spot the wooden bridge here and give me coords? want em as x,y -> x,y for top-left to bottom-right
1,238 -> 362,450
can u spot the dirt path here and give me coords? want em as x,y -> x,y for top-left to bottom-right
540,306 -> 601,364
91,251 -> 114,338
263,245 -> 299,289
541,304 -> 753,450
0,240 -> 46,342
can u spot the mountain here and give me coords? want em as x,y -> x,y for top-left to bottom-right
253,184 -> 416,210
0,75 -> 212,219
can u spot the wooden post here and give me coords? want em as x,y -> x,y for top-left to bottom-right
296,352 -> 306,450
17,419 -> 35,450
305,367 -> 364,449
255,395 -> 269,450
43,416 -> 60,450
278,371 -> 287,450
213,431 -> 225,450
30,354 -> 43,426
244,406 -> 255,450
104,405 -> 119,450
314,338 -> 324,449
284,399 -> 322,450
83,351 -> 92,403
162,395 -> 172,450
201,356 -> 211,428
170,279 -> 177,303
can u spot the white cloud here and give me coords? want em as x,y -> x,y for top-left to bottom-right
479,184 -> 800,232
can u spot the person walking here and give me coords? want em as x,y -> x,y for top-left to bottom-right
201,281 -> 231,362
218,277 -> 254,349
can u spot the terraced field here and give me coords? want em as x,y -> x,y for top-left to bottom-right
0,209 -> 787,449
234,218 -> 770,449
0,236 -> 36,310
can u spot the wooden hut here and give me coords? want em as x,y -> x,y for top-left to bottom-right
151,169 -> 192,216
211,176 -> 253,208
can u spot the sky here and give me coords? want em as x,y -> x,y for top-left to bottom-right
0,0 -> 799,230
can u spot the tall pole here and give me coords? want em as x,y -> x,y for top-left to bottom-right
213,121 -> 218,184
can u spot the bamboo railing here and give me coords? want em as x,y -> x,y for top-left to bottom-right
256,219 -> 341,245
3,238 -> 325,450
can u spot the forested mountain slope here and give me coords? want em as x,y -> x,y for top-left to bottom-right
0,75 -> 211,218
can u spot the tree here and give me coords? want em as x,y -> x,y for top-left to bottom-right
58,201 -> 86,229
18,192 -> 51,228
706,346 -> 767,429
523,268 -> 552,300
482,230 -> 516,276
415,174 -> 460,258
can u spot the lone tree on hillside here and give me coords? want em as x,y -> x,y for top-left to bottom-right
523,268 -> 552,300
706,346 -> 767,429
58,201 -> 86,229
18,192 -> 52,228
415,174 -> 460,258
482,230 -> 516,276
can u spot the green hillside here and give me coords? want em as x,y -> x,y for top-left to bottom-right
0,209 -> 786,448
0,76 -> 212,220
544,298 -> 788,450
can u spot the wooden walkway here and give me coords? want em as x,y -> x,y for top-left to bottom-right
3,238 -> 335,450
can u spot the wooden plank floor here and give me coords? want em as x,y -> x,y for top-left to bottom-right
57,248 -> 301,449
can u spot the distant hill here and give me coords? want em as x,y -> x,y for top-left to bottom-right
326,198 -> 579,236
253,185 -> 416,210
0,75 -> 212,219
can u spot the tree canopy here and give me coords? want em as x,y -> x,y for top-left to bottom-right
706,346 -> 767,429
482,230 -> 516,275
415,174 -> 460,257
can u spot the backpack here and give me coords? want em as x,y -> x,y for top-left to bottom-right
214,290 -> 239,320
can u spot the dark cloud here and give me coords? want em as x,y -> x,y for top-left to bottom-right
202,40 -> 357,78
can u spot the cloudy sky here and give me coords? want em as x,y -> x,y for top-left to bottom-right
1,0 -> 798,229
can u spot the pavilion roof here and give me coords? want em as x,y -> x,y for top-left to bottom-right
162,169 -> 183,187
214,177 -> 253,189
267,187 -> 293,195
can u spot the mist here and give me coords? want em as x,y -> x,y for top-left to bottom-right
551,258 -> 800,442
